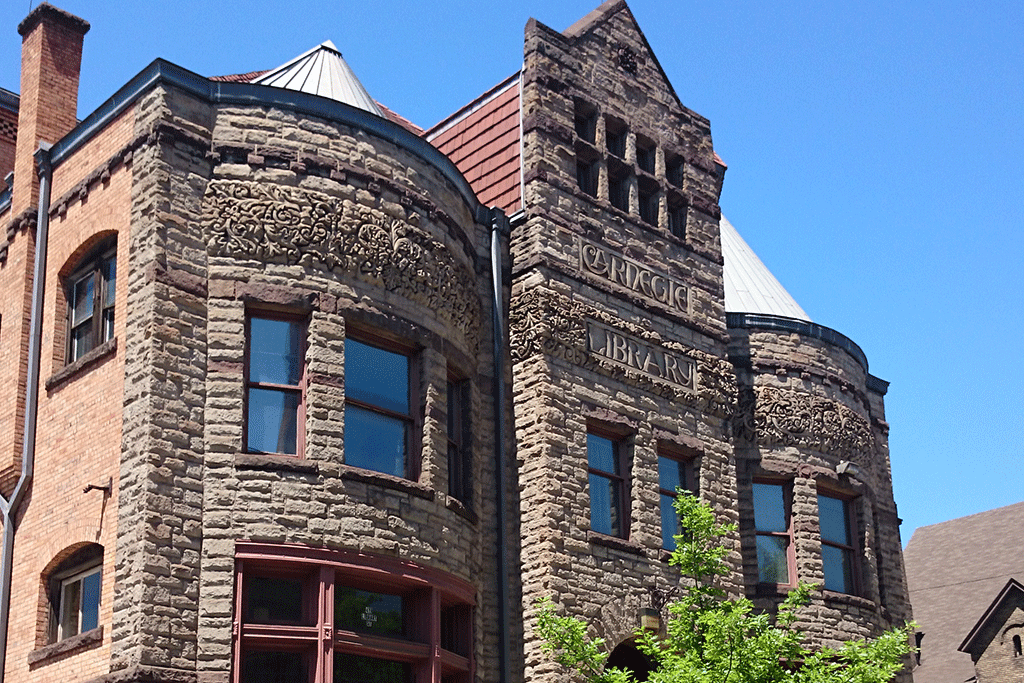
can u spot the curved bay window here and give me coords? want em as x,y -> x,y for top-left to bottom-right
234,543 -> 473,683
66,241 -> 116,362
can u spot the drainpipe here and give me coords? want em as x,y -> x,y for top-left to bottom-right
490,208 -> 512,683
0,142 -> 53,682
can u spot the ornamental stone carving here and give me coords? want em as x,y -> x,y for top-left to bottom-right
734,385 -> 875,466
201,180 -> 481,347
509,288 -> 734,418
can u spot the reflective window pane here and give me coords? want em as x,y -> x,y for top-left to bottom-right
753,483 -> 787,533
334,653 -> 411,683
335,587 -> 405,637
660,493 -> 679,550
822,545 -> 854,593
587,434 -> 617,474
72,322 -> 93,361
247,388 -> 299,454
80,570 -> 100,632
71,274 -> 94,327
245,576 -> 306,624
345,339 -> 409,414
250,318 -> 303,385
658,456 -> 685,493
243,650 -> 308,683
344,404 -> 406,477
103,256 -> 116,307
589,472 -> 621,537
756,535 -> 790,584
818,495 -> 850,545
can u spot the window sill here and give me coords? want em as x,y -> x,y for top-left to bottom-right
753,583 -> 797,598
46,338 -> 117,392
28,626 -> 103,666
341,466 -> 435,501
587,531 -> 644,555
235,453 -> 319,474
822,590 -> 876,610
446,497 -> 478,524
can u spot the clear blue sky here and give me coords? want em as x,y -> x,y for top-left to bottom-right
2,1 -> 1021,544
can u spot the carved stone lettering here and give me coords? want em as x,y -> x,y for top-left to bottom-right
579,238 -> 689,315
587,321 -> 694,391
201,180 -> 480,347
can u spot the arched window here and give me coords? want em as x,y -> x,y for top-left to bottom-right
65,238 -> 116,362
1013,634 -> 1022,658
607,642 -> 655,682
44,543 -> 103,643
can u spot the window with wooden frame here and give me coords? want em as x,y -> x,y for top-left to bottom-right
752,481 -> 794,586
817,492 -> 859,595
447,375 -> 471,505
657,450 -> 696,551
66,240 -> 116,363
233,543 -> 474,683
587,430 -> 630,539
344,335 -> 416,478
245,314 -> 306,456
45,544 -> 102,644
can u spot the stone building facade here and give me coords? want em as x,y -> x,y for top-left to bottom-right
0,2 -> 912,683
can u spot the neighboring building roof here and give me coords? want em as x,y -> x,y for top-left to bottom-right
251,41 -> 384,117
427,74 -> 521,215
720,215 -> 811,321
904,502 -> 1024,683
959,578 -> 1024,656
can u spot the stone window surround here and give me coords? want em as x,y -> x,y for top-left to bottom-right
233,542 -> 475,683
244,310 -> 308,458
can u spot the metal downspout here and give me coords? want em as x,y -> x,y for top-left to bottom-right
490,208 -> 512,683
0,142 -> 53,682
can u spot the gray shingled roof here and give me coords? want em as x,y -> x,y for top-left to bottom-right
720,215 -> 811,321
251,40 -> 384,117
904,502 -> 1024,683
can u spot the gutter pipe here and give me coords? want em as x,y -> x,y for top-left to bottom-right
490,208 -> 512,683
0,142 -> 53,682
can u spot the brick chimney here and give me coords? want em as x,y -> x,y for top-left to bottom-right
12,3 -> 89,215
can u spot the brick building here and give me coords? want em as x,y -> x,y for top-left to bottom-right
0,2 -> 912,682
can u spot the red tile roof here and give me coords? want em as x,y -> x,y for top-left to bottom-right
209,70 -> 269,83
427,75 -> 521,215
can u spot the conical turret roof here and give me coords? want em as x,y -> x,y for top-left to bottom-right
721,215 -> 811,321
251,40 -> 384,117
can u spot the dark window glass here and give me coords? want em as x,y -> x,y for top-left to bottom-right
574,100 -> 597,144
441,605 -> 471,657
606,123 -> 627,158
609,175 -> 629,212
335,587 -> 405,637
344,338 -> 411,477
243,650 -> 308,683
818,494 -> 856,594
577,158 -> 598,197
658,456 -> 689,550
333,653 -> 411,683
447,379 -> 471,503
636,142 -> 655,174
669,205 -> 687,239
667,157 -> 685,187
68,247 -> 116,362
588,433 -> 626,538
247,317 -> 304,455
639,188 -> 658,225
246,576 -> 307,625
753,483 -> 791,584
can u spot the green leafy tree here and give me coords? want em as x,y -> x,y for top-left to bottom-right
536,493 -> 915,683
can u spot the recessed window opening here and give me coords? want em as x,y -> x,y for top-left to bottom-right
576,157 -> 599,197
753,482 -> 792,585
605,117 -> 627,158
588,431 -> 629,538
609,172 -> 629,213
246,314 -> 305,456
45,544 -> 103,644
344,336 -> 413,478
668,201 -> 687,240
66,241 -> 116,362
574,98 -> 597,144
636,135 -> 656,174
639,185 -> 658,226
657,452 -> 693,550
1013,634 -> 1022,657
447,376 -> 471,505
666,155 -> 685,187
818,493 -> 858,594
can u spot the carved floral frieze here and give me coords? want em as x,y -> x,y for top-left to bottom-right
201,180 -> 480,346
509,288 -> 735,418
734,385 -> 875,466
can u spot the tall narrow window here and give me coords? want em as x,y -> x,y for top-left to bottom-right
344,337 -> 412,478
753,482 -> 793,585
818,493 -> 858,594
668,201 -> 687,240
588,432 -> 628,538
246,315 -> 305,456
639,185 -> 658,226
577,158 -> 599,197
658,454 -> 693,550
605,117 -> 627,158
447,377 -> 471,504
609,173 -> 629,213
574,98 -> 597,144
67,244 -> 116,362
